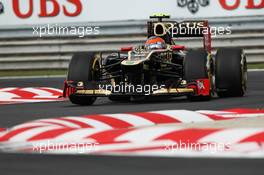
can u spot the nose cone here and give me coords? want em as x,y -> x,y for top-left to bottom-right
121,60 -> 143,66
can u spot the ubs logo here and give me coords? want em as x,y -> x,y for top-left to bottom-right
177,0 -> 210,14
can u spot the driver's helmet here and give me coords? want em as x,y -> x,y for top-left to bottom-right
145,36 -> 166,50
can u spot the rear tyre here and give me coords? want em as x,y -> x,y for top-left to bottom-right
184,49 -> 211,101
67,52 -> 99,105
215,48 -> 247,97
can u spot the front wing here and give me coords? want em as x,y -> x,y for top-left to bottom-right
63,79 -> 210,98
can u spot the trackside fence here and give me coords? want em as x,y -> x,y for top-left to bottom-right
0,16 -> 263,70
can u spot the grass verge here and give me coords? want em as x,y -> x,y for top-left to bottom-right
248,63 -> 264,69
0,69 -> 67,77
0,63 -> 263,77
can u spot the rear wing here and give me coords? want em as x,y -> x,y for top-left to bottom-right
147,20 -> 212,53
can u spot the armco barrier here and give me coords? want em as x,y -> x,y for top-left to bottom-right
0,16 -> 263,70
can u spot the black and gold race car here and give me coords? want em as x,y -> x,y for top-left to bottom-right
63,14 -> 247,105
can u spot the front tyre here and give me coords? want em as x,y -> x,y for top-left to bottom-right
67,52 -> 99,105
184,49 -> 211,101
69,95 -> 96,106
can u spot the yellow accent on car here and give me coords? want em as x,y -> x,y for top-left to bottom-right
76,89 -> 112,95
152,13 -> 170,17
153,88 -> 194,95
76,88 -> 194,96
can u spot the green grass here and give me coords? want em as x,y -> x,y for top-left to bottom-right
248,63 -> 264,69
0,69 -> 67,77
0,63 -> 263,77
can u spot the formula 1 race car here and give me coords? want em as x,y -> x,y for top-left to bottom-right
63,14 -> 247,105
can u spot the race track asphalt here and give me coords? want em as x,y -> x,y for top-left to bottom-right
0,71 -> 263,175
0,71 -> 263,128
1,154 -> 263,175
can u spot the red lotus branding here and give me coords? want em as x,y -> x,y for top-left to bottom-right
12,0 -> 83,18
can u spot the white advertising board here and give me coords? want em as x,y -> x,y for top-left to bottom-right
0,0 -> 264,26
